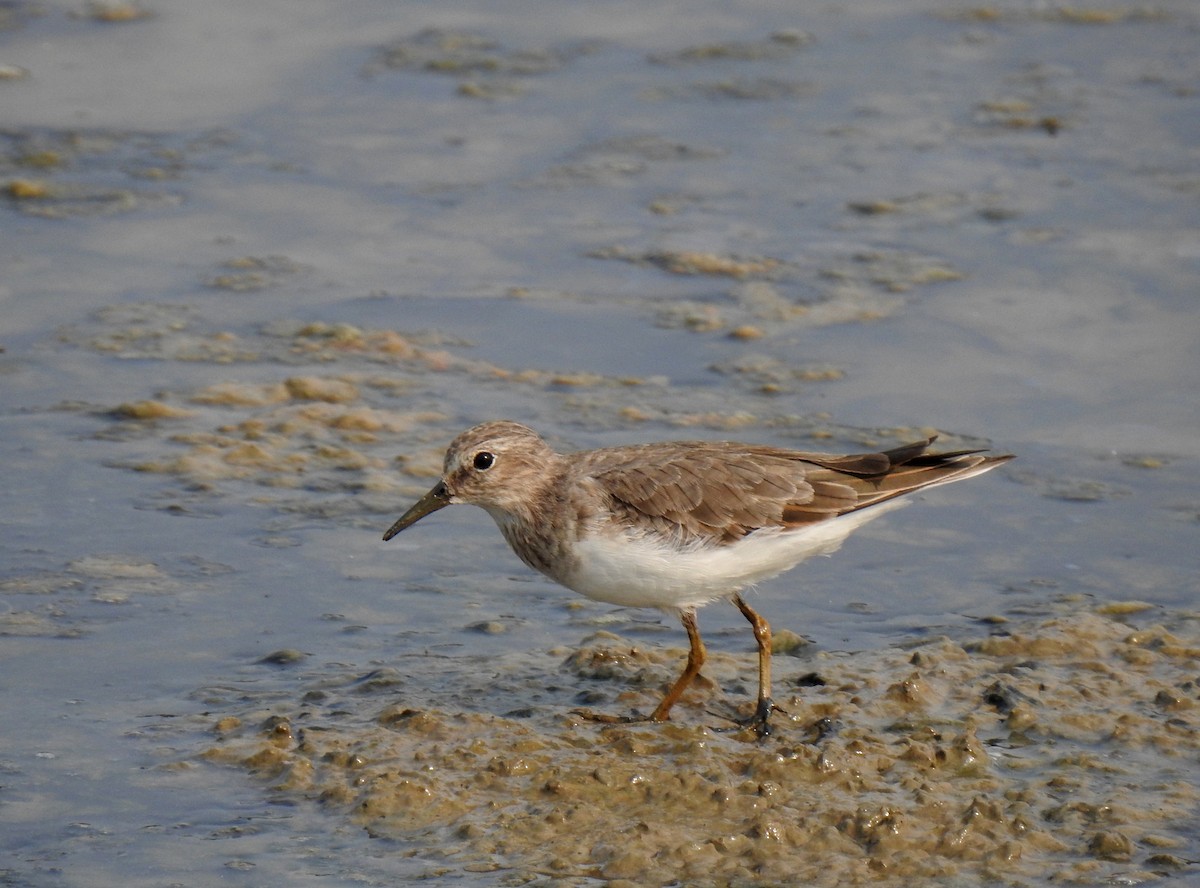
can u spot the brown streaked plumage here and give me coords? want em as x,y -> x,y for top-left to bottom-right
384,420 -> 1013,735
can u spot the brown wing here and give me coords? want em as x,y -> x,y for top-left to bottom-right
582,437 -> 1011,544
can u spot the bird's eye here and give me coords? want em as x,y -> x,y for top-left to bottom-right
473,451 -> 495,471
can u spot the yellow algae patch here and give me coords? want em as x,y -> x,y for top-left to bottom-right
312,444 -> 372,471
112,396 -> 436,486
112,399 -> 194,420
328,408 -> 390,432
7,178 -> 48,199
666,412 -> 760,430
189,382 -> 291,407
589,245 -> 791,280
617,406 -> 653,422
328,407 -> 444,434
548,371 -> 610,387
82,2 -> 154,22
132,444 -> 293,481
1043,6 -> 1162,24
221,442 -> 278,467
206,256 -> 304,291
68,555 -> 163,579
283,376 -> 360,403
282,323 -> 433,362
1122,454 -> 1168,469
131,444 -> 274,477
390,447 -> 447,479
652,250 -> 781,278
728,324 -> 765,340
1096,600 -> 1156,615
942,6 -> 1165,24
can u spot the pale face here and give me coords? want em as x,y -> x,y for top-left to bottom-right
382,421 -> 555,539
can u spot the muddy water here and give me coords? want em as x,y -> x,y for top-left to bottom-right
2,0 -> 1199,885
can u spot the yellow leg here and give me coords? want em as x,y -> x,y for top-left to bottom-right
649,609 -> 706,722
574,608 -> 706,725
733,594 -> 775,735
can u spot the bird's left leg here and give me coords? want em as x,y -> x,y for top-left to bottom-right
732,594 -> 778,736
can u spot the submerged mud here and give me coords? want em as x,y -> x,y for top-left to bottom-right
202,605 -> 1200,886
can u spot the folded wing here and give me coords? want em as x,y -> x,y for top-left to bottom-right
586,437 -> 1012,544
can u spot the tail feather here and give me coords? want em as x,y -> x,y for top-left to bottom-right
782,439 -> 1013,525
860,441 -> 1013,507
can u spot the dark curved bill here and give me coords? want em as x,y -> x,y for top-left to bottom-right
382,481 -> 450,541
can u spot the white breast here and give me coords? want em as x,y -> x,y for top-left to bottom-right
560,500 -> 906,611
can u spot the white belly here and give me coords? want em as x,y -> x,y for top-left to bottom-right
560,500 -> 906,611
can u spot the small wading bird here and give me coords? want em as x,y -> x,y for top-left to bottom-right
384,421 -> 1012,736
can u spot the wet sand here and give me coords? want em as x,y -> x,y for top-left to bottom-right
204,602 -> 1200,886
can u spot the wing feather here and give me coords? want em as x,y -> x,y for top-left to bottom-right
577,437 -> 1011,546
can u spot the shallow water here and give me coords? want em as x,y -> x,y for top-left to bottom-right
2,1 -> 1198,885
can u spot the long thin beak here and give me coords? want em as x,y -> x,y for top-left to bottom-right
382,481 -> 451,541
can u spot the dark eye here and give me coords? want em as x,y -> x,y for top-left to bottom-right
473,451 -> 495,471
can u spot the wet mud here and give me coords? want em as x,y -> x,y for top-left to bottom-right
203,603 -> 1200,886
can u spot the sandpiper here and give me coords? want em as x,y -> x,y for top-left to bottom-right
383,421 -> 1012,735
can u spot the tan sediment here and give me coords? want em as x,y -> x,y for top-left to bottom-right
201,607 -> 1200,885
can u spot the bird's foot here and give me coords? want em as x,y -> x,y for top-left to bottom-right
714,697 -> 782,739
